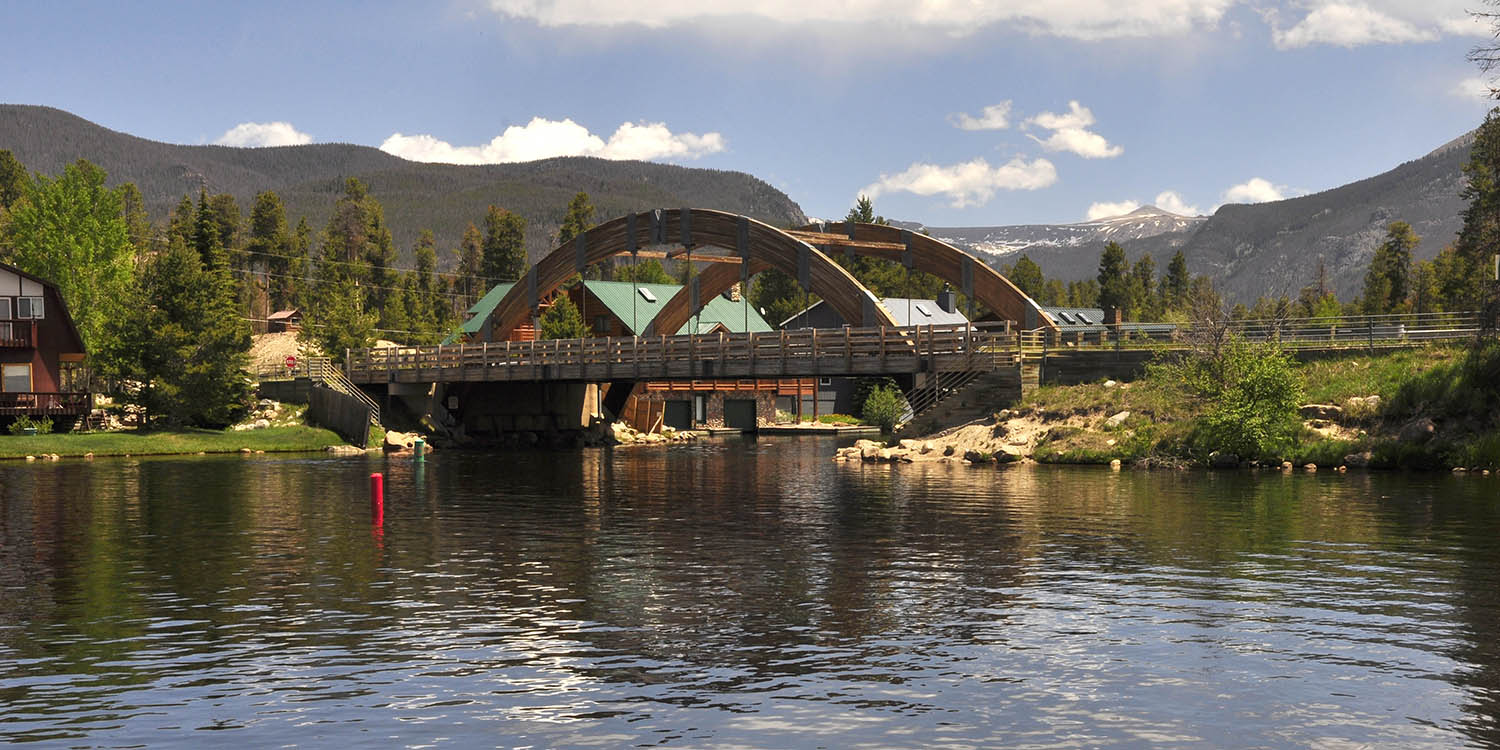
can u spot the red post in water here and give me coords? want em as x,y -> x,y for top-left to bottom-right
370,472 -> 384,525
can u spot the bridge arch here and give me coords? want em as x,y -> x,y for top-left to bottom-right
479,208 -> 897,340
650,220 -> 1057,333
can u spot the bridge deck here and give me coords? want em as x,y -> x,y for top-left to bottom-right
346,326 -> 1013,385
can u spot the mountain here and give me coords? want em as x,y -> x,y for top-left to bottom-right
0,104 -> 807,263
898,205 -> 1206,259
908,133 -> 1473,304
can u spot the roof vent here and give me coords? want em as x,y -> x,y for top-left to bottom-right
638,288 -> 657,303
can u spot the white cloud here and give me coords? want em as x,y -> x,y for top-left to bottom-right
486,0 -> 1235,40
861,157 -> 1058,209
213,121 -> 313,148
1154,190 -> 1201,216
1272,2 -> 1437,48
1453,76 -> 1493,100
1024,101 -> 1122,159
1222,177 -> 1286,204
379,118 -> 725,164
1086,200 -> 1142,221
952,102 -> 1013,131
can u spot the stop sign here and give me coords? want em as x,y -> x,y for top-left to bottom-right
285,355 -> 297,370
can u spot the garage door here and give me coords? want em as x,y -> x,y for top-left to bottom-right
723,399 -> 757,430
663,400 -> 693,430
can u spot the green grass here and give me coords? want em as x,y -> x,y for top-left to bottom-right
816,414 -> 863,425
1299,344 -> 1466,405
0,426 -> 348,459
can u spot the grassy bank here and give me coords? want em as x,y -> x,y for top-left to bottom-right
1013,342 -> 1499,470
0,425 -> 348,460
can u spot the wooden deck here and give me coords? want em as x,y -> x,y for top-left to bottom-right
346,325 -> 1014,385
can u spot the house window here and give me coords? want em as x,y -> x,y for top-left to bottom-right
2,363 -> 30,393
694,394 -> 706,424
818,377 -> 832,387
0,299 -> 10,320
594,315 -> 610,334
16,297 -> 43,319
0,322 -> 11,340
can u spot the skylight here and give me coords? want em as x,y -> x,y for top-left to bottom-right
1058,312 -> 1075,324
1077,313 -> 1093,324
638,288 -> 657,303
914,303 -> 931,317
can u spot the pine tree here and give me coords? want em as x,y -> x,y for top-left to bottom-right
0,149 -> 27,211
1004,254 -> 1045,299
1361,221 -> 1418,314
1096,242 -> 1129,314
1129,253 -> 1159,321
456,222 -> 485,309
558,191 -> 600,279
118,182 -> 153,256
249,191 -> 293,309
538,294 -> 589,339
1162,250 -> 1190,311
750,269 -> 807,327
613,258 -> 674,284
98,232 -> 251,428
482,206 -> 527,283
1453,107 -> 1500,310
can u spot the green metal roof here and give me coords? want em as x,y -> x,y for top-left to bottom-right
442,279 -> 768,344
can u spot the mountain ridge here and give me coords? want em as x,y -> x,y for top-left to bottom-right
0,104 -> 807,264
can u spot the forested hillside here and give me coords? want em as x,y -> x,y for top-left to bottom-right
0,104 -> 806,263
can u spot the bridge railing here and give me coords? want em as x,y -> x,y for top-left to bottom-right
345,325 -> 1019,383
1019,311 -> 1485,354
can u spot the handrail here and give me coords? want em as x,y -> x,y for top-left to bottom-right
1018,310 -> 1485,353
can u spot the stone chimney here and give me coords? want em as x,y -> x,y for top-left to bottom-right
937,286 -> 957,314
725,282 -> 742,302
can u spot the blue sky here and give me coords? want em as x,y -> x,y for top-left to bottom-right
2,0 -> 1494,226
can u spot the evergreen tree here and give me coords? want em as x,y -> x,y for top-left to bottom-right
1452,107 -> 1500,310
1129,253 -> 1159,320
1411,259 -> 1441,314
1004,254 -> 1045,299
750,269 -> 807,327
836,196 -> 943,301
482,206 -> 527,283
301,276 -> 375,364
1162,250 -> 1190,311
558,191 -> 601,279
1039,279 -> 1067,307
167,194 -> 196,249
0,149 -> 27,211
249,191 -> 294,310
613,258 -> 675,284
538,294 -> 589,339
1096,242 -> 1129,313
1067,279 -> 1100,308
118,182 -> 153,256
1,159 -> 134,349
98,232 -> 251,428
1361,221 -> 1418,314
456,222 -> 485,308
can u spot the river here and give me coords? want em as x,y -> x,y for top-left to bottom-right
1,438 -> 1497,748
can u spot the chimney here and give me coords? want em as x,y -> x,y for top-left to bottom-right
724,282 -> 742,302
937,286 -> 956,314
1106,307 -> 1123,326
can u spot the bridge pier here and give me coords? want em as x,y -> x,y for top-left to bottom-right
442,381 -> 605,446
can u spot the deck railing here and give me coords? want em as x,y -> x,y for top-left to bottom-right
345,325 -> 1016,384
1019,311 -> 1486,354
0,391 -> 89,415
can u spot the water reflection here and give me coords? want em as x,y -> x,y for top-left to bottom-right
0,445 -> 1496,747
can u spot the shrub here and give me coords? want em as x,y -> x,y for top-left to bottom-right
861,385 -> 905,432
8,415 -> 54,435
1153,334 -> 1303,461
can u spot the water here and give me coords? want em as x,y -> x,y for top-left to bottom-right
1,438 -> 1498,748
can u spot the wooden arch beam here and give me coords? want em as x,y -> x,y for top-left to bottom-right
479,208 -> 899,340
790,222 -> 1057,329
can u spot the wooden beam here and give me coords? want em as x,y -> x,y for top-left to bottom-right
783,231 -> 906,252
631,250 -> 743,264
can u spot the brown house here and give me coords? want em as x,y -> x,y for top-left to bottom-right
266,309 -> 303,333
0,262 -> 89,427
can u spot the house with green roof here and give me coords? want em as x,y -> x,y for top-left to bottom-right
444,279 -> 802,433
445,279 -> 771,345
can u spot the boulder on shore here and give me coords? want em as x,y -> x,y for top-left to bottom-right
1398,418 -> 1436,444
1299,404 -> 1343,420
1208,451 -> 1240,469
